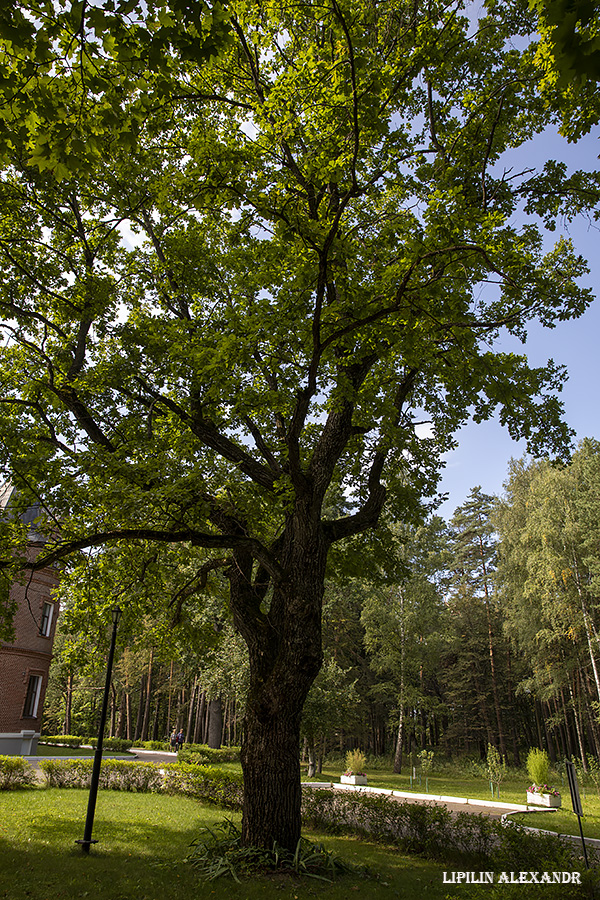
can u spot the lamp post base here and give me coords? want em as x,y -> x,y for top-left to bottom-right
75,838 -> 99,854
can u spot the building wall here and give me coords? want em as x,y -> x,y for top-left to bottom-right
0,545 -> 60,755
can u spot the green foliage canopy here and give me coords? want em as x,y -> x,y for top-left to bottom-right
0,0 -> 599,848
0,0 -> 595,587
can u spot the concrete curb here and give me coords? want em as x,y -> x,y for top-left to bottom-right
500,811 -> 600,850
303,781 -> 530,811
303,781 -> 600,849
130,748 -> 178,757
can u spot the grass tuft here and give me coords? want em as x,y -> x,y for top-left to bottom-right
185,816 -> 367,882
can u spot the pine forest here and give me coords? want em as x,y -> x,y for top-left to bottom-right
43,438 -> 600,771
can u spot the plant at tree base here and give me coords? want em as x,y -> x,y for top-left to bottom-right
185,818 -> 364,882
0,0 -> 598,852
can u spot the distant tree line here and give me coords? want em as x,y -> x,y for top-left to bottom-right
43,439 -> 600,767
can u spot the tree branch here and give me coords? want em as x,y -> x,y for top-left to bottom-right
19,528 -> 284,581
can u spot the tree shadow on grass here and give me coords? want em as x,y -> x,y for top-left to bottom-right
0,813 -> 213,900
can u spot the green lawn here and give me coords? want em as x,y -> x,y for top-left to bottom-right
0,788 -> 451,900
509,808 -> 600,841
32,745 -> 135,758
305,764 -> 573,803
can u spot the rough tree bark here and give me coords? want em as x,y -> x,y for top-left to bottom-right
231,522 -> 327,850
207,697 -> 223,750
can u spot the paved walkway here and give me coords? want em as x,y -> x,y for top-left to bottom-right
303,781 -> 528,820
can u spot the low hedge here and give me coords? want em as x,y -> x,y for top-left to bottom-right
40,759 -> 164,792
136,740 -> 171,752
38,758 -> 243,808
0,755 -> 36,789
300,788 -> 582,871
87,737 -> 134,752
162,763 -> 243,809
177,745 -> 241,765
38,735 -> 84,748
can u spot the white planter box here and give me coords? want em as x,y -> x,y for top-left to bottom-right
341,774 -> 367,785
527,790 -> 561,808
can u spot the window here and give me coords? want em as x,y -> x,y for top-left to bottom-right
39,602 -> 54,637
23,674 -> 42,718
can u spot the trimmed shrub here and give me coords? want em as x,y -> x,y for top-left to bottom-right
177,745 -> 241,765
162,763 -> 243,809
301,788 -> 581,871
136,740 -> 171,752
0,755 -> 36,789
38,735 -> 84,748
40,759 -> 164,792
87,737 -> 133,752
38,758 -> 243,808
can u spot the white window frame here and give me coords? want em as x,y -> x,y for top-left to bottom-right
23,674 -> 42,719
39,601 -> 54,637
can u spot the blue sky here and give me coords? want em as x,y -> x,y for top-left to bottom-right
436,129 -> 600,518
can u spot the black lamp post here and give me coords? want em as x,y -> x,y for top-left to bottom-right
77,605 -> 122,854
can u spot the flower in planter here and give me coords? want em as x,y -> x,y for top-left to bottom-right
527,783 -> 560,797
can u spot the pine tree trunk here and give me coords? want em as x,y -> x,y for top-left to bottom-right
166,659 -> 174,733
125,685 -> 132,740
479,538 -> 507,762
207,697 -> 222,749
141,648 -> 154,742
109,682 -> 117,737
116,687 -> 127,738
394,587 -> 406,774
152,695 -> 161,740
63,672 -> 73,735
186,677 -> 197,744
194,691 -> 206,745
306,739 -> 317,777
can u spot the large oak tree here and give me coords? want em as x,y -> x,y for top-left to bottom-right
0,0 -> 598,849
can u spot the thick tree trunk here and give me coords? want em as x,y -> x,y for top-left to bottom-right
232,529 -> 326,851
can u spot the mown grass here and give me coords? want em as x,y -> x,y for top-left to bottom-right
32,745 -> 135,758
0,787 -> 451,900
509,808 -> 600,841
309,764 -> 539,804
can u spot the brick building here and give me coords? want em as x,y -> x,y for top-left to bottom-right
0,485 -> 60,755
